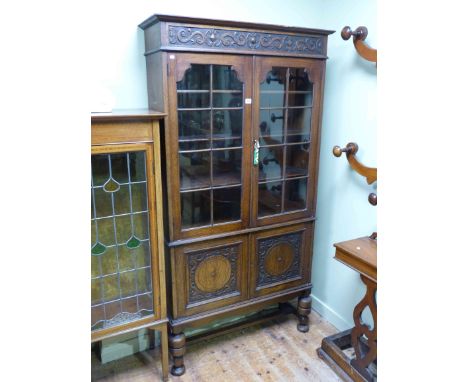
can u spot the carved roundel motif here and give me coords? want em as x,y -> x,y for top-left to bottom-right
194,255 -> 232,293
264,243 -> 294,276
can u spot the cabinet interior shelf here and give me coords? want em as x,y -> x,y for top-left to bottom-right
179,135 -> 242,142
180,173 -> 242,192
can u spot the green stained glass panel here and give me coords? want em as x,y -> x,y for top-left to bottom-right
126,236 -> 141,249
91,150 -> 153,332
91,255 -> 99,278
134,241 -> 150,268
91,242 -> 106,256
96,217 -> 115,246
133,212 -> 149,240
91,279 -> 102,305
102,274 -> 120,301
113,184 -> 131,215
119,272 -> 136,298
91,155 -> 109,187
111,153 -> 129,183
130,183 -> 148,212
115,215 -> 132,244
136,268 -> 152,294
129,152 -> 147,182
93,187 -> 112,217
117,244 -> 134,272
100,246 -> 118,276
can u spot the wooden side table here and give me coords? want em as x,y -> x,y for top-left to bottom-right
317,236 -> 377,382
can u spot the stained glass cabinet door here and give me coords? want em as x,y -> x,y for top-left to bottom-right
91,143 -> 161,335
252,56 -> 325,227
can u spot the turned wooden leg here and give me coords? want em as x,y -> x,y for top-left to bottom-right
297,295 -> 312,333
169,330 -> 186,376
350,275 -> 377,381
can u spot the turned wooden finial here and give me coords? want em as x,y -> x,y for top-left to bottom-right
332,143 -> 359,158
341,26 -> 368,41
341,25 -> 377,63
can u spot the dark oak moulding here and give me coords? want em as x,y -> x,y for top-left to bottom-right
139,14 -> 334,376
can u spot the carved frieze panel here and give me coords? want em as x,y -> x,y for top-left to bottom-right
187,244 -> 239,304
257,232 -> 302,288
167,26 -> 325,56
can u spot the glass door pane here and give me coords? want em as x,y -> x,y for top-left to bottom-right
257,64 -> 314,219
176,63 -> 245,230
91,151 -> 154,332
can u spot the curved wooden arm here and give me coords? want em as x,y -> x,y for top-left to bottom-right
333,143 -> 377,185
341,26 -> 377,63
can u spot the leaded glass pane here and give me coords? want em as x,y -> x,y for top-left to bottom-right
212,65 -> 243,90
213,187 -> 241,223
258,181 -> 283,217
257,66 -> 314,218
176,63 -> 245,230
91,151 -> 154,332
284,178 -> 307,212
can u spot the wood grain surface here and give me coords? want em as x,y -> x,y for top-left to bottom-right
92,311 -> 340,381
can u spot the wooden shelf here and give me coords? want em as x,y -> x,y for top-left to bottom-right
180,173 -> 242,192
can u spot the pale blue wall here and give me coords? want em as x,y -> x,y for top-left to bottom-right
91,0 -> 376,360
304,1 -> 377,330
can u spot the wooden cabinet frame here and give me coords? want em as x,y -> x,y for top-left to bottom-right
91,112 -> 169,381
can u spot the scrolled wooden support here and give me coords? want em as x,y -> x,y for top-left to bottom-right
341,26 -> 377,63
333,142 -> 377,185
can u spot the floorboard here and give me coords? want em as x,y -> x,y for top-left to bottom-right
92,311 -> 342,382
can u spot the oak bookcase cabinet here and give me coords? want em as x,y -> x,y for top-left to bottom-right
139,14 -> 333,376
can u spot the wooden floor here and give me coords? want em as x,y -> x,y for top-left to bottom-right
92,311 -> 341,382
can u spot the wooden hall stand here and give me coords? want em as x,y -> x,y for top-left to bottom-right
318,25 -> 377,382
91,110 -> 169,381
317,237 -> 377,382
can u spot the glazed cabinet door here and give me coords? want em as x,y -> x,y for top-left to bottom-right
171,236 -> 249,318
251,57 -> 325,227
250,223 -> 313,298
91,143 -> 162,339
167,53 -> 252,240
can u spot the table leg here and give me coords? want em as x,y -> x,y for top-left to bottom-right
160,325 -> 169,381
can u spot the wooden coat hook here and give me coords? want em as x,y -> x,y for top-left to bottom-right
341,26 -> 377,63
333,143 -> 377,205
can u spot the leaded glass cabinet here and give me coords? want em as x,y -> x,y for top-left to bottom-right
140,14 -> 333,376
91,111 -> 169,381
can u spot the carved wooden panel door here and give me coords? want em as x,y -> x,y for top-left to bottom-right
250,223 -> 313,298
172,236 -> 249,318
167,53 -> 253,240
251,57 -> 325,227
